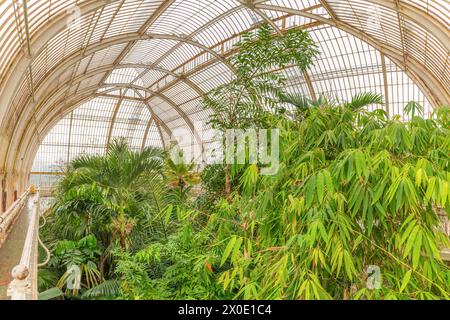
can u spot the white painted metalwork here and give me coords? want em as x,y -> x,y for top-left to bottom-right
0,189 -> 30,247
7,191 -> 39,300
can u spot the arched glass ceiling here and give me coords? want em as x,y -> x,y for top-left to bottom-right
31,25 -> 434,178
32,96 -> 163,173
0,0 -> 448,185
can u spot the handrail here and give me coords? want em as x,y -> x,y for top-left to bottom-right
37,214 -> 51,267
7,191 -> 40,300
0,189 -> 30,248
39,186 -> 55,198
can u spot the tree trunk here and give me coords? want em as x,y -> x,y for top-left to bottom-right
99,254 -> 106,281
119,233 -> 126,250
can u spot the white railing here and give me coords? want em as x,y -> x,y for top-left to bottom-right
0,189 -> 30,248
7,192 -> 40,300
438,210 -> 450,262
39,186 -> 54,198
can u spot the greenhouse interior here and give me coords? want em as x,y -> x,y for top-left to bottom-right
0,0 -> 449,301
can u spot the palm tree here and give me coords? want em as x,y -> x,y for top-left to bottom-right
165,149 -> 200,205
50,138 -> 165,278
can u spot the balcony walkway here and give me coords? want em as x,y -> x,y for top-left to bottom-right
0,197 -> 33,300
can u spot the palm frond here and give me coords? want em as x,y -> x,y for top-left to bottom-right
280,93 -> 312,110
404,101 -> 424,117
39,287 -> 64,300
81,280 -> 121,299
345,92 -> 384,110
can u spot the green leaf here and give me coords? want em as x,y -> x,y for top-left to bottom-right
425,177 -> 436,202
415,168 -> 424,187
164,204 -> 173,225
39,287 -> 64,300
400,218 -> 416,246
324,170 -> 334,194
412,232 -> 422,269
305,175 -> 316,208
404,101 -> 424,117
354,151 -> 364,177
221,236 -> 237,266
343,250 -> 355,280
81,280 -> 121,299
372,178 -> 387,205
231,237 -> 243,263
399,270 -> 412,293
403,225 -> 419,258
440,180 -> 448,207
345,92 -> 384,110
316,172 -> 325,203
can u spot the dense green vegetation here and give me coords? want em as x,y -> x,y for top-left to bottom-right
39,25 -> 450,300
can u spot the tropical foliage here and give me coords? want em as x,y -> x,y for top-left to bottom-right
38,25 -> 450,300
204,24 -> 318,199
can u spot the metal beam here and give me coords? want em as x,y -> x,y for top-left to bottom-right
0,0 -> 118,127
8,6 -> 446,178
4,0 -> 449,179
61,3 -> 106,119
133,92 -> 167,150
129,6 -> 244,88
15,0 -> 43,153
123,84 -> 203,147
2,32 -> 233,166
105,94 -> 124,148
254,3 -> 449,107
41,84 -> 176,141
303,71 -> 317,101
21,32 -> 232,109
380,53 -> 390,118
71,63 -> 205,97
19,87 -> 177,176
141,117 -> 155,150
26,70 -> 201,147
318,0 -> 338,21
18,82 -> 203,176
367,0 -> 449,50
236,0 -> 282,32
98,0 -> 177,89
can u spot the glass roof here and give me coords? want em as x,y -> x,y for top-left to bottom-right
0,0 -> 448,179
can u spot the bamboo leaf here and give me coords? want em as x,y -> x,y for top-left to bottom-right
400,218 -> 416,246
399,270 -> 412,293
221,236 -> 237,266
343,250 -> 355,280
231,237 -> 243,263
415,168 -> 424,187
412,232 -> 422,269
440,180 -> 448,207
316,172 -> 325,203
354,151 -> 363,177
305,175 -> 316,208
425,177 -> 436,202
403,225 -> 419,258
